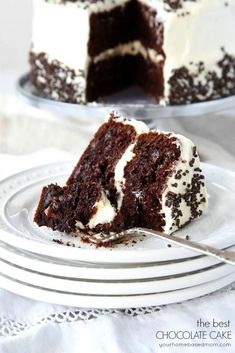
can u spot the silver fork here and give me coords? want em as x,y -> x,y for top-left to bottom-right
82,227 -> 235,265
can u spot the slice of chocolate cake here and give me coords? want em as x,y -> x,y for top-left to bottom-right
34,114 -> 208,239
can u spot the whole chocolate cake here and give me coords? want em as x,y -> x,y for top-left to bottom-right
34,114 -> 208,240
30,0 -> 235,105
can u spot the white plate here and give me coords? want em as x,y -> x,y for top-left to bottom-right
0,162 -> 235,264
0,268 -> 234,308
1,240 -> 233,280
0,255 -> 233,295
17,74 -> 235,120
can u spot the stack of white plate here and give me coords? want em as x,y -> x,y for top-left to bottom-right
0,161 -> 234,308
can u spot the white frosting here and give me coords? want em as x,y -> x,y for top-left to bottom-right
114,116 -> 149,135
32,0 -> 90,70
87,191 -> 116,229
140,0 -> 235,101
46,0 -> 130,12
159,132 -> 208,234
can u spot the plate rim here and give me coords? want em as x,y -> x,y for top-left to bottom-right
0,256 -> 234,295
0,268 -> 234,308
1,240 -> 232,280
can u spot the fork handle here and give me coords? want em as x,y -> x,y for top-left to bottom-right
127,228 -> 235,265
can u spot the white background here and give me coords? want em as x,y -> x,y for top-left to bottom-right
0,0 -> 32,92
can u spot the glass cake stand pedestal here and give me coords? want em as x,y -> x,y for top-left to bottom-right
17,73 -> 235,126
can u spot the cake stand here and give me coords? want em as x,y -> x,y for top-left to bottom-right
17,73 -> 235,123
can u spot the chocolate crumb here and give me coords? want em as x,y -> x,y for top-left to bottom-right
53,239 -> 64,245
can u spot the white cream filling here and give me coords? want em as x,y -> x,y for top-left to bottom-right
113,116 -> 149,209
87,191 -> 116,229
93,40 -> 164,64
114,143 -> 136,210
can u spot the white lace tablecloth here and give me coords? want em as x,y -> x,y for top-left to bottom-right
0,95 -> 235,352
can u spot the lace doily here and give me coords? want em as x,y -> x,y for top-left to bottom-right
1,282 -> 234,337
0,307 -> 161,337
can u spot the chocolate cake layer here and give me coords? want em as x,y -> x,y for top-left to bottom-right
34,182 -> 105,233
87,54 -> 164,103
67,115 -> 138,205
137,56 -> 164,102
136,2 -> 164,54
121,132 -> 180,231
86,55 -> 141,102
87,0 -> 165,102
35,116 -> 138,233
88,1 -> 164,56
89,0 -> 138,57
